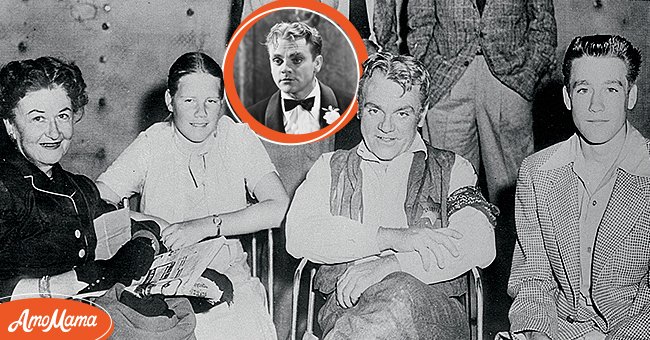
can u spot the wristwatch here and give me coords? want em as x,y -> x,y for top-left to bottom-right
212,214 -> 222,237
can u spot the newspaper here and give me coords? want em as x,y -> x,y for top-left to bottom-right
131,237 -> 226,299
93,206 -> 132,260
88,207 -> 228,300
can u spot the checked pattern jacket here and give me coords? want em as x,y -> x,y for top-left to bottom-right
508,135 -> 650,340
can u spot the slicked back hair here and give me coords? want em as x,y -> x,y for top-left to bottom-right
563,35 -> 642,88
167,52 -> 224,98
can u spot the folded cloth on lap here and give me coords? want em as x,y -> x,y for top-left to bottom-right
93,283 -> 197,340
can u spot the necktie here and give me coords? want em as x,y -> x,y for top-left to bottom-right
284,97 -> 315,111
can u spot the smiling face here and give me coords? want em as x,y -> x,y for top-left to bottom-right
166,72 -> 223,143
3,87 -> 74,174
563,56 -> 638,145
359,72 -> 425,161
268,38 -> 322,100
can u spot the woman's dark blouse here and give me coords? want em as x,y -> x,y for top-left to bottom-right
0,149 -> 153,297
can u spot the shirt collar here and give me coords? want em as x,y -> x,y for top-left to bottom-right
357,133 -> 427,163
171,121 -> 217,156
281,79 -> 321,118
539,121 -> 650,177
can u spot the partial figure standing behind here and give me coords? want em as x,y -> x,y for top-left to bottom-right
96,52 -> 289,340
508,35 -> 649,340
384,0 -> 557,205
241,0 -> 397,55
286,52 -> 498,339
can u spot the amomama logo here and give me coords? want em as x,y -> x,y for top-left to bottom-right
0,297 -> 113,339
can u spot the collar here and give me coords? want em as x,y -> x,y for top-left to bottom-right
281,79 -> 321,119
280,78 -> 320,101
171,121 -> 218,157
539,122 -> 650,177
1,145 -> 69,189
356,133 -> 427,163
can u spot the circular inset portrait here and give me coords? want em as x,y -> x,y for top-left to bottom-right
224,1 -> 365,144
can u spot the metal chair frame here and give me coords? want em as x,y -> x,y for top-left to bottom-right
291,258 -> 483,340
251,228 -> 274,319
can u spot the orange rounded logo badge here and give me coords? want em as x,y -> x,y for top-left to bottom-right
0,298 -> 113,339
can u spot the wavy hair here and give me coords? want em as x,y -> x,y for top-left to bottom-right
0,56 -> 88,122
357,52 -> 430,116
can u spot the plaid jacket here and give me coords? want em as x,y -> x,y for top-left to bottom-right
508,129 -> 650,340
376,0 -> 557,103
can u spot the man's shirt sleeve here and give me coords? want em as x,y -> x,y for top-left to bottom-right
394,155 -> 496,284
286,154 -> 381,264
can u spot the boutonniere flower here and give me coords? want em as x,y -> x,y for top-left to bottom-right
323,105 -> 341,125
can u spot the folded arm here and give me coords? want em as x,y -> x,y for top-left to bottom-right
382,155 -> 496,283
162,171 -> 289,250
390,206 -> 495,284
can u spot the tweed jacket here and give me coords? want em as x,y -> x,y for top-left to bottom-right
377,0 -> 557,103
508,127 -> 650,340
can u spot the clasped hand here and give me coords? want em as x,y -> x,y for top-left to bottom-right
379,226 -> 463,271
336,256 -> 400,309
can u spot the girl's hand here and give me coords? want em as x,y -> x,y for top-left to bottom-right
162,219 -> 215,250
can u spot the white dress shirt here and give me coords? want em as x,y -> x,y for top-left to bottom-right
281,80 -> 322,134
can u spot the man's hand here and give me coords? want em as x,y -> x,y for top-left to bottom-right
162,218 -> 214,250
523,331 -> 551,340
377,227 -> 463,271
335,255 -> 400,309
583,330 -> 606,340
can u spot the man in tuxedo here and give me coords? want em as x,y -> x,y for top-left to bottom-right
247,21 -> 352,135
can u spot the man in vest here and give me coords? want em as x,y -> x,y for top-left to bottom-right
286,52 -> 498,339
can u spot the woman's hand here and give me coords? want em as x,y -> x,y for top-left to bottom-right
162,218 -> 216,250
75,238 -> 155,293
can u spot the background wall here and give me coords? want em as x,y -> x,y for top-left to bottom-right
0,0 -> 232,179
1,0 -> 646,179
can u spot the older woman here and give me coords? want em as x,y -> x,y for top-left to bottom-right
0,56 -> 160,300
96,52 -> 289,340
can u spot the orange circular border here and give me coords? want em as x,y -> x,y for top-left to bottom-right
223,0 -> 367,145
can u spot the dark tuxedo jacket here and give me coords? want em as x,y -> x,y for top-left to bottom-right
247,81 -> 353,135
